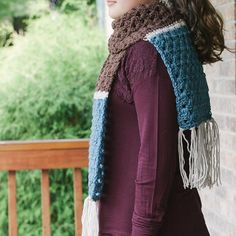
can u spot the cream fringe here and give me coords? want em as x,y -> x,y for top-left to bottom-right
81,195 -> 100,236
178,117 -> 222,189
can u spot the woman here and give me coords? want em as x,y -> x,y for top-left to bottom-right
82,0 -> 233,235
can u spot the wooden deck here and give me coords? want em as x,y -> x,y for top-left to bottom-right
0,138 -> 89,236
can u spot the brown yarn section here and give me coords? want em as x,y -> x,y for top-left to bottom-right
95,0 -> 182,93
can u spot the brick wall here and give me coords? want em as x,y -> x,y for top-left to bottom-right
199,0 -> 236,236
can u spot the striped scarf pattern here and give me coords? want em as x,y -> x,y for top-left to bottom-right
81,1 -> 222,235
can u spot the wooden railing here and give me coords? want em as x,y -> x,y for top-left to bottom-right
0,139 -> 89,236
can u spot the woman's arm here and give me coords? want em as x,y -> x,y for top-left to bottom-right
125,40 -> 179,235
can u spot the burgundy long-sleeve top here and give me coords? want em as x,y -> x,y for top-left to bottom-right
98,40 -> 210,236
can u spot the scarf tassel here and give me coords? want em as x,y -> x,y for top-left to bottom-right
178,117 -> 222,189
81,195 -> 100,236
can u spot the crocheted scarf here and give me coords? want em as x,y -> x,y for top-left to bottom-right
82,0 -> 222,235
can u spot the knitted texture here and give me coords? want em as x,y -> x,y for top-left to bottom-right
95,0 -> 180,92
81,1 -> 222,235
83,0 -> 221,221
144,20 -> 212,129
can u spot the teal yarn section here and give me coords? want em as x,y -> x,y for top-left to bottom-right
88,97 -> 108,201
146,24 -> 212,129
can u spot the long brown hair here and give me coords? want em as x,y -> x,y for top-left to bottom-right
171,0 -> 235,65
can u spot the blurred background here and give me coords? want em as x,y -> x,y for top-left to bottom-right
0,0 -> 109,235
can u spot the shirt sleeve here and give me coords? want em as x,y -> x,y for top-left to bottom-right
125,40 -> 179,235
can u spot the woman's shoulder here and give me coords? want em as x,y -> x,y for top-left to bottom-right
127,39 -> 158,54
124,39 -> 160,72
125,39 -> 159,66
122,39 -> 162,88
114,39 -> 158,104
114,39 -> 170,103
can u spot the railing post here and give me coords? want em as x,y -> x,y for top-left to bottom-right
8,170 -> 18,236
41,169 -> 51,236
73,168 -> 83,236
0,139 -> 89,235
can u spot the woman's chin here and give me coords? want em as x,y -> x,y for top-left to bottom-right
108,10 -> 121,20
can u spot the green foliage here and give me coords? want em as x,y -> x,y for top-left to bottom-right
0,1 -> 107,234
0,12 -> 107,141
0,0 -> 33,19
0,20 -> 14,47
0,0 -> 98,48
0,0 -> 97,20
16,170 -> 42,235
0,172 -> 8,233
